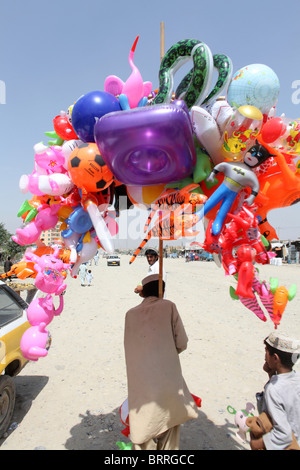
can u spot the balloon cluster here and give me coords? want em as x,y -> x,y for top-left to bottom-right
10,36 -> 300,361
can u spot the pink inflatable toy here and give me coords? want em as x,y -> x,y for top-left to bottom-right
12,204 -> 61,246
25,246 -> 70,295
227,402 -> 255,442
33,142 -> 65,173
20,323 -> 51,361
104,36 -> 152,110
27,294 -> 64,326
19,142 -> 74,197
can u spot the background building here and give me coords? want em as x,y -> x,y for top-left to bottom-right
41,223 -> 62,246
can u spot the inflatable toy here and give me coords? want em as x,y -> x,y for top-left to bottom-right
195,142 -> 274,235
253,136 -> 300,241
71,90 -> 121,142
19,142 -> 75,197
94,100 -> 196,186
62,231 -> 80,264
227,64 -> 280,115
143,183 -> 207,233
25,247 -> 69,295
25,244 -> 71,265
119,398 -> 130,437
261,116 -> 300,158
19,170 -> 74,197
0,260 -> 36,280
20,323 -> 51,362
126,184 -> 166,209
104,36 -> 152,110
12,203 -> 61,246
53,110 -> 78,141
83,201 -> 114,254
192,138 -> 213,183
33,142 -> 66,173
227,402 -> 255,442
203,204 -> 270,276
27,294 -> 64,326
70,234 -> 99,277
116,442 -> 133,450
220,106 -> 263,161
270,278 -> 296,329
152,39 -> 232,109
192,104 -> 263,165
230,272 -> 296,328
61,205 -> 93,238
246,412 -> 300,450
61,139 -> 82,169
17,197 -> 41,223
129,207 -> 200,264
68,143 -> 114,192
230,277 -> 269,323
234,245 -> 256,298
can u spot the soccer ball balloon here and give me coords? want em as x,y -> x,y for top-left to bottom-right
68,143 -> 114,192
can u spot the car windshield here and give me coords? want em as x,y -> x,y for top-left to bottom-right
0,287 -> 24,328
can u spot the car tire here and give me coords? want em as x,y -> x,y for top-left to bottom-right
0,375 -> 16,438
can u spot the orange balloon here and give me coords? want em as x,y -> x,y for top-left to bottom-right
68,143 -> 114,192
0,261 -> 36,280
255,135 -> 300,241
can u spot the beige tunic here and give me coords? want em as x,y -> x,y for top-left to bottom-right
124,296 -> 198,445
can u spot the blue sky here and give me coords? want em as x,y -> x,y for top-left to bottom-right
1,0 -> 300,241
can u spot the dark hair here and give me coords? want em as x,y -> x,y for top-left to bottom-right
145,249 -> 158,257
142,280 -> 165,298
264,339 -> 298,369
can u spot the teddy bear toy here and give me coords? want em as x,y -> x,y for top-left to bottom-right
246,413 -> 300,450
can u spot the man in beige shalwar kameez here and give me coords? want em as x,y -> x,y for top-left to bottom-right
124,274 -> 198,450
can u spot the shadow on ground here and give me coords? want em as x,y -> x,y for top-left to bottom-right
64,408 -> 246,450
0,375 -> 49,446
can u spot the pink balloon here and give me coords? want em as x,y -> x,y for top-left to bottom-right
27,294 -> 64,326
20,323 -> 51,362
104,36 -> 152,109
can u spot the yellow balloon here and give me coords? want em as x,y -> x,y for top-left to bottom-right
238,105 -> 263,121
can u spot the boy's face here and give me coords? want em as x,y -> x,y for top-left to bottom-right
264,346 -> 278,374
146,254 -> 158,266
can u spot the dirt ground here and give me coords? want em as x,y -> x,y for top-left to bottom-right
1,255 -> 299,450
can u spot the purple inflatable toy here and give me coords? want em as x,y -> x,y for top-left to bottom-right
94,100 -> 196,186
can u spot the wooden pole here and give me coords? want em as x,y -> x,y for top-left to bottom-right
159,21 -> 165,299
160,21 -> 165,62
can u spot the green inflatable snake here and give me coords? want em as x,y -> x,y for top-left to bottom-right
152,39 -> 232,110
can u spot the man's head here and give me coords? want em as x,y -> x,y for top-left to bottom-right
145,248 -> 158,266
141,274 -> 165,298
264,332 -> 300,373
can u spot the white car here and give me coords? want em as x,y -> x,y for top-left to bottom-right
107,255 -> 120,266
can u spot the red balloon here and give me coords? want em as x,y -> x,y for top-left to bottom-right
261,117 -> 285,144
53,114 -> 78,141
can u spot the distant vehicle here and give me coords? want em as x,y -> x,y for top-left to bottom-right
107,254 -> 120,266
0,280 -> 30,437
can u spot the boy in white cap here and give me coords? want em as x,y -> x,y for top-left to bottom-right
250,332 -> 300,450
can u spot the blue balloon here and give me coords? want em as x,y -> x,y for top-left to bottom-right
72,90 -> 122,142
